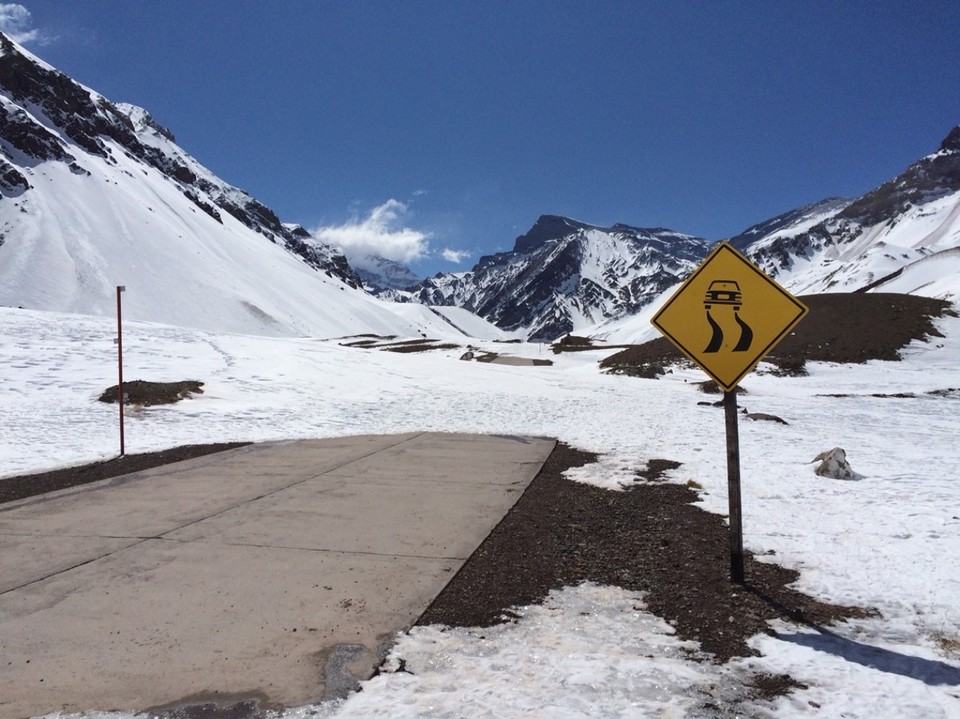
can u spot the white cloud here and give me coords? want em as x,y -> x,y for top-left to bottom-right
312,199 -> 431,264
0,4 -> 49,45
441,248 -> 471,264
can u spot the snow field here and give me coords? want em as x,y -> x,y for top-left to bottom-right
3,307 -> 959,718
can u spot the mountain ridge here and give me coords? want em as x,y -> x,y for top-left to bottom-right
0,32 -> 362,289
408,125 -> 960,340
3,31 -> 958,342
409,218 -> 708,340
0,31 -> 507,340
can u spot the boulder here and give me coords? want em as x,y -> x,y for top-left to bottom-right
812,447 -> 860,480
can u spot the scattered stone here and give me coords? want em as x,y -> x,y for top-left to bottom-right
746,413 -> 789,425
812,447 -> 861,480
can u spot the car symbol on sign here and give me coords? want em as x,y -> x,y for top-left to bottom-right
704,280 -> 742,310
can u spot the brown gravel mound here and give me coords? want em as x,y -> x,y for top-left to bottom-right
98,380 -> 206,406
602,292 -> 955,377
418,445 -> 872,663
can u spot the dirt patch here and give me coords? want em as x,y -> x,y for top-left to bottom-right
602,292 -> 955,376
381,342 -> 461,353
418,444 -> 872,664
99,380 -> 204,406
341,337 -> 462,353
550,333 -> 633,354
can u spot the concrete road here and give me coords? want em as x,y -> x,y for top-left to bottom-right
0,432 -> 555,718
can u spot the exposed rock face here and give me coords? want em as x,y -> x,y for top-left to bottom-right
734,127 -> 960,293
0,32 -> 361,288
411,215 -> 709,340
838,127 -> 960,229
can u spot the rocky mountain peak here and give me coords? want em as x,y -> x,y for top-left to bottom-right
837,125 -> 960,227
940,126 -> 960,153
409,215 -> 708,340
513,214 -> 590,253
352,255 -> 422,293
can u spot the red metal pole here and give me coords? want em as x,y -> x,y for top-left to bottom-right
117,286 -> 125,456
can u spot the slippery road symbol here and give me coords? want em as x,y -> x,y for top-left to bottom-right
650,241 -> 809,393
703,280 -> 753,353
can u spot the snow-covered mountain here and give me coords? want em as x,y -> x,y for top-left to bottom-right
4,30 -> 957,343
351,254 -> 421,293
413,126 -> 960,342
0,32 -> 505,340
410,215 -> 709,340
734,126 -> 960,299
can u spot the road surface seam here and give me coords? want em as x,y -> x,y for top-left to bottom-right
0,433 -> 428,596
153,535 -> 470,561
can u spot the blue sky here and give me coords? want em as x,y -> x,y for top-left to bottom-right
4,1 -> 960,276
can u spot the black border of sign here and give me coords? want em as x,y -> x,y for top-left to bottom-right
650,242 -> 809,391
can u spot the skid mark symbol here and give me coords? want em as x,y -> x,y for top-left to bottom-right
703,309 -> 754,353
705,311 -> 724,353
703,278 -> 754,353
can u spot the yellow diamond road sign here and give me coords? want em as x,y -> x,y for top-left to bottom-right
651,242 -> 808,392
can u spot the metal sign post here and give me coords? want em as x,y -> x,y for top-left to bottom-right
723,390 -> 744,583
116,285 -> 126,456
650,243 -> 807,584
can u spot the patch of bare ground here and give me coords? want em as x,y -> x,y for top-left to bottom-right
418,444 -> 874,669
601,292 -> 955,376
550,333 -> 632,354
340,337 -> 462,353
98,379 -> 205,405
380,342 -> 461,353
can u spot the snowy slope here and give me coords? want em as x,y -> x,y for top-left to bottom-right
739,127 -> 960,300
0,145 -> 418,337
0,32 -> 490,340
774,191 -> 960,299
